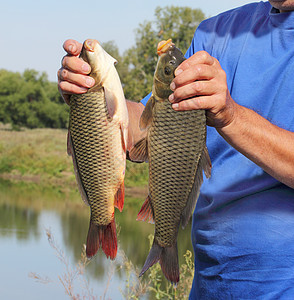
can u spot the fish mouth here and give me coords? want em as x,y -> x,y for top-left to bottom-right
157,39 -> 174,56
84,39 -> 98,52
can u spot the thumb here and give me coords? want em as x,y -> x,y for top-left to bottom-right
63,39 -> 83,56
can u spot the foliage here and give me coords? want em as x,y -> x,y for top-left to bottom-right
121,6 -> 205,101
0,126 -> 148,189
0,126 -> 73,183
0,69 -> 68,129
30,230 -> 194,299
29,229 -> 98,300
0,6 -> 205,129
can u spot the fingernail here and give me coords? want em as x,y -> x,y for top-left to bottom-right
82,63 -> 91,73
86,77 -> 95,87
68,44 -> 76,53
175,68 -> 183,76
172,103 -> 179,110
170,82 -> 176,91
169,93 -> 174,102
80,87 -> 88,93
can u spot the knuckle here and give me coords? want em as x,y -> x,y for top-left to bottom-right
192,81 -> 203,93
198,51 -> 210,61
57,69 -> 62,81
194,65 -> 203,77
178,100 -> 188,111
195,97 -> 205,108
173,89 -> 180,100
58,81 -> 67,93
58,68 -> 67,82
61,55 -> 68,68
61,69 -> 68,81
218,68 -> 227,79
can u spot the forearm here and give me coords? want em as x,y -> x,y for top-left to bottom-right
126,100 -> 145,151
217,102 -> 294,188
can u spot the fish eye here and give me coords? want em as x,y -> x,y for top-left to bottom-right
164,66 -> 172,76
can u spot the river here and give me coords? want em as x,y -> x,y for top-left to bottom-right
0,179 -> 193,299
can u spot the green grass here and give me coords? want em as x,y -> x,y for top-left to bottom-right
0,126 -> 73,183
0,124 -> 148,188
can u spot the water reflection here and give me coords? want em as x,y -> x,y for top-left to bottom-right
0,178 -> 193,298
0,202 -> 39,239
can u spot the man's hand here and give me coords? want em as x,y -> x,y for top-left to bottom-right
57,39 -> 95,104
169,51 -> 236,128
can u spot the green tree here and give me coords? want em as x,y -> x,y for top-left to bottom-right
0,6 -> 205,129
0,69 -> 68,129
121,6 -> 205,101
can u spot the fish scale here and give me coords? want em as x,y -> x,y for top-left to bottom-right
130,39 -> 211,283
149,101 -> 206,247
70,90 -> 123,226
67,39 -> 128,260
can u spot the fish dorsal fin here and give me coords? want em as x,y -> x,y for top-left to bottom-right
67,130 -> 90,206
139,95 -> 155,130
136,195 -> 154,224
181,146 -> 211,228
128,137 -> 148,163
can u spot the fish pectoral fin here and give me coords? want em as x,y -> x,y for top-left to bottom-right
139,95 -> 155,130
104,86 -> 118,119
136,195 -> 154,224
114,181 -> 125,212
128,137 -> 148,163
67,131 -> 90,206
181,146 -> 211,228
120,124 -> 127,154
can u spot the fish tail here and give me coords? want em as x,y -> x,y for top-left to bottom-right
139,239 -> 179,284
86,218 -> 117,260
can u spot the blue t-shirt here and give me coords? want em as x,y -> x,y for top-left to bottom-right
141,1 -> 294,298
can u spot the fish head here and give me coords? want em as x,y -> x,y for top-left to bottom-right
153,39 -> 186,100
79,39 -> 118,87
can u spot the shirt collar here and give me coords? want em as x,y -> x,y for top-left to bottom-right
270,6 -> 294,29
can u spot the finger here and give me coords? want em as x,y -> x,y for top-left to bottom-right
63,39 -> 83,56
175,51 -> 214,74
169,80 -> 218,103
171,96 -> 213,111
58,80 -> 88,96
171,64 -> 216,89
61,55 -> 91,75
58,68 -> 95,89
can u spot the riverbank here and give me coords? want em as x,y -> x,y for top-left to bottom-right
0,125 -> 148,197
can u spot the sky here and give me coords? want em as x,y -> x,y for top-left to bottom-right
1,0 -> 255,82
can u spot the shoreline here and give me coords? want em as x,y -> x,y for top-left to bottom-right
0,173 -> 148,199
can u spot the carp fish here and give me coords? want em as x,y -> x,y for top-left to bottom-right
129,39 -> 211,283
68,39 -> 128,260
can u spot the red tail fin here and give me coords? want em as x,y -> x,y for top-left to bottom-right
114,182 -> 125,212
86,219 -> 117,260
